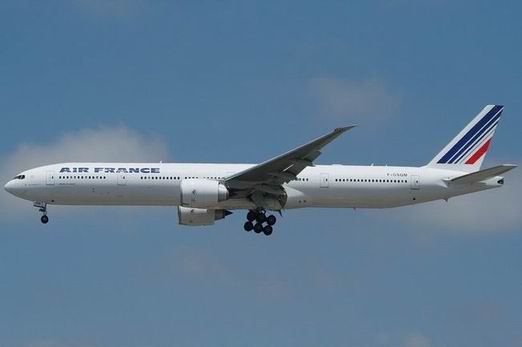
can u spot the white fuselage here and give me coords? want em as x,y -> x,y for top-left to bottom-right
4,162 -> 502,210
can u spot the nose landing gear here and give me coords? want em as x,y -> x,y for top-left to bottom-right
33,202 -> 49,224
243,209 -> 277,236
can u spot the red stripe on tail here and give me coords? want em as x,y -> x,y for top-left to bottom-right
465,138 -> 492,164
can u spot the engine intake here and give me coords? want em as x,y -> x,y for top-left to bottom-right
180,179 -> 229,208
177,206 -> 232,226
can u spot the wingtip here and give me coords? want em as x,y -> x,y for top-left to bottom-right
334,125 -> 357,132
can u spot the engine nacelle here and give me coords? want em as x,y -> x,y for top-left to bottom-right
180,179 -> 229,208
177,206 -> 232,226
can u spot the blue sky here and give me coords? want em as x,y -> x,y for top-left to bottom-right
1,1 -> 521,346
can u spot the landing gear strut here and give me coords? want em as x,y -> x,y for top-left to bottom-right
244,209 -> 277,236
34,202 -> 49,224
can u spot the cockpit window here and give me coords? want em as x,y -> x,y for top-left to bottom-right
13,175 -> 25,180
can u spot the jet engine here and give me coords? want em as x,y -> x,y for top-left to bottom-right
180,179 -> 229,208
177,206 -> 232,226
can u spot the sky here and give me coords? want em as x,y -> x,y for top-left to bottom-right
0,1 -> 521,346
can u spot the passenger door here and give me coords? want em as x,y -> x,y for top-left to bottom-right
117,174 -> 127,186
320,173 -> 329,188
46,171 -> 55,186
410,175 -> 420,190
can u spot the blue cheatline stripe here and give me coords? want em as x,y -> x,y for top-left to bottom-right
453,119 -> 499,164
448,109 -> 502,163
437,105 -> 503,164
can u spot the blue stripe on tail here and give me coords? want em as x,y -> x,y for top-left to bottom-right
437,105 -> 503,164
451,119 -> 499,164
448,112 -> 501,163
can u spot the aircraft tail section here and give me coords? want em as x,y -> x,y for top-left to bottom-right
450,164 -> 516,184
426,105 -> 504,173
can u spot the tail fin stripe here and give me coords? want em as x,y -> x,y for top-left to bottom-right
437,105 -> 503,164
464,138 -> 492,164
451,118 -> 499,164
454,120 -> 498,164
448,110 -> 501,163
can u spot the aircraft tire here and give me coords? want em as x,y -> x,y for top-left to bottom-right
244,221 -> 254,232
246,211 -> 256,222
256,213 -> 266,223
254,223 -> 263,233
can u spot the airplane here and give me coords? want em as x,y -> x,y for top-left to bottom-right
4,105 -> 516,236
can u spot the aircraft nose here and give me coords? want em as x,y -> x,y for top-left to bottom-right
4,180 -> 14,194
4,179 -> 29,199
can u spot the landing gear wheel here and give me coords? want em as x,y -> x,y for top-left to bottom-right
246,211 -> 256,222
256,213 -> 266,223
263,225 -> 273,236
266,215 -> 277,226
253,223 -> 263,234
244,221 -> 254,232
41,215 -> 49,224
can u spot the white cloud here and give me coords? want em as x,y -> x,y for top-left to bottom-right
388,168 -> 522,232
403,333 -> 432,347
178,247 -> 232,280
0,126 -> 170,223
142,245 -> 295,299
310,78 -> 402,121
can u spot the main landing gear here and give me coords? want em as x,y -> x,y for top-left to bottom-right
33,202 -> 49,224
243,209 -> 277,236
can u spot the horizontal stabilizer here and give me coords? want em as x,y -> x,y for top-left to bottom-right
451,164 -> 517,184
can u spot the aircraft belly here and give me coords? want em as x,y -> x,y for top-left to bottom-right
286,186 -> 416,209
46,183 -> 180,206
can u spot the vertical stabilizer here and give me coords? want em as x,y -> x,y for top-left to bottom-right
426,105 -> 503,173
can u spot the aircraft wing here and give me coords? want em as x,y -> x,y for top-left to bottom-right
225,126 -> 355,200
